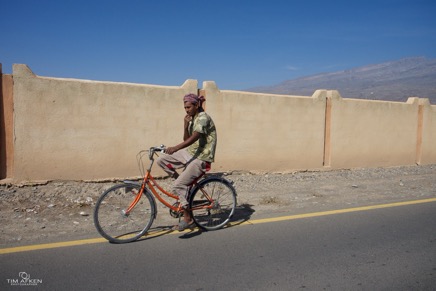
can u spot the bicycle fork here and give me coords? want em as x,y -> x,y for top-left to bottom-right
122,183 -> 146,217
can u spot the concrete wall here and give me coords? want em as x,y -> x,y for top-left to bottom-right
419,98 -> 436,164
0,65 -> 14,180
326,91 -> 420,168
203,82 -> 327,173
12,64 -> 197,181
2,63 -> 435,182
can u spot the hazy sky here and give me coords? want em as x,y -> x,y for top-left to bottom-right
1,0 -> 435,89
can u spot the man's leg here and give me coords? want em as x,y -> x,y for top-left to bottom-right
173,158 -> 205,223
156,150 -> 189,178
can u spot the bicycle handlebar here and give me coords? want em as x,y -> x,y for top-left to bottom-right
149,144 -> 166,159
150,144 -> 166,152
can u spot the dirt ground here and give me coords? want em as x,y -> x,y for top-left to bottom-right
1,164 -> 435,247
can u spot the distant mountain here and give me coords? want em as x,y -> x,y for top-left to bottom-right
248,57 -> 436,104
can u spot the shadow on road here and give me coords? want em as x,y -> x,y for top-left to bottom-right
229,203 -> 255,226
178,203 -> 256,239
129,203 -> 256,242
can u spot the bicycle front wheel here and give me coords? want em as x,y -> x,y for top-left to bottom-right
94,183 -> 155,243
189,177 -> 237,231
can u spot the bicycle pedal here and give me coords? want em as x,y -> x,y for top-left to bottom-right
169,203 -> 183,218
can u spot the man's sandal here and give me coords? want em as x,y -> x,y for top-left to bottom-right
172,220 -> 194,231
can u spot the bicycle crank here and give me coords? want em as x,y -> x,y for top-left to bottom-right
169,203 -> 183,218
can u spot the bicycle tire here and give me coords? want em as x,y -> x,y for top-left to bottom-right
93,183 -> 155,243
189,177 -> 237,231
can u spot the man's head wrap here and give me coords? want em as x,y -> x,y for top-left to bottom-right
183,93 -> 205,106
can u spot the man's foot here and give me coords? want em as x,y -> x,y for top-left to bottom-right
172,220 -> 194,231
169,202 -> 183,218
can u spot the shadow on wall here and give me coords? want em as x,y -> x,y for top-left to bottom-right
0,68 -> 6,179
0,67 -> 14,181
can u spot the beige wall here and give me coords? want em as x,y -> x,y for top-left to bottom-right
327,92 -> 420,168
203,82 -> 327,173
12,64 -> 197,181
1,66 -> 14,179
419,99 -> 436,164
3,64 -> 435,182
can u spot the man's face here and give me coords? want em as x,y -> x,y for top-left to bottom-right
184,102 -> 199,116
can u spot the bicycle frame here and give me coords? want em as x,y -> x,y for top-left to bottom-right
93,145 -> 238,243
124,147 -> 213,216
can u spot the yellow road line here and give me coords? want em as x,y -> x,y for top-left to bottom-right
1,197 -> 435,255
0,237 -> 106,255
231,197 -> 436,226
0,229 -> 169,255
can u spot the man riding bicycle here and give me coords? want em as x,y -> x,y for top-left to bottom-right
156,93 -> 217,231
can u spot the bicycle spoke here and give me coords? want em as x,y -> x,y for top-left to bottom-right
94,184 -> 155,243
190,178 -> 237,231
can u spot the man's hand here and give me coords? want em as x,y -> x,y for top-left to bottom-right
184,114 -> 192,128
165,146 -> 179,155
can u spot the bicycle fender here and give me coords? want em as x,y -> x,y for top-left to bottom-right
190,176 -> 237,196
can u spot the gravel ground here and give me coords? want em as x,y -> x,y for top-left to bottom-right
1,164 -> 435,247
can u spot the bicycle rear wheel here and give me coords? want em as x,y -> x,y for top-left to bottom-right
189,177 -> 237,231
94,183 -> 155,243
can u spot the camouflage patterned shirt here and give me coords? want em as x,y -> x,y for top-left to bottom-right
187,111 -> 217,162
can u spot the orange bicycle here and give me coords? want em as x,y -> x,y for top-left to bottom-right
93,145 -> 237,243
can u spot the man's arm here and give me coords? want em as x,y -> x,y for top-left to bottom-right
183,114 -> 192,141
165,131 -> 201,155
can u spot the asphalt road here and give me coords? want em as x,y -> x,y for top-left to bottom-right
1,200 -> 436,291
